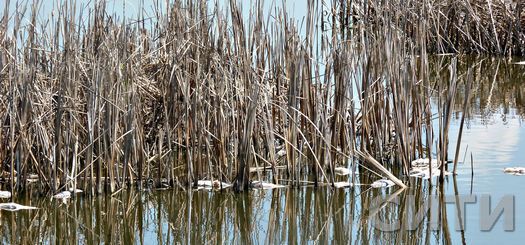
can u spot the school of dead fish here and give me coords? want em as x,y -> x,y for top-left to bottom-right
7,159 -> 509,211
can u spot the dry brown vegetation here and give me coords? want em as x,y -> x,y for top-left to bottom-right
1,0 -> 504,196
357,0 -> 525,55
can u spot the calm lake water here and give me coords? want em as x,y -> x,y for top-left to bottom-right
2,1 -> 525,244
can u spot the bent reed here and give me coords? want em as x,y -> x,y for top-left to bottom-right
1,0 -> 499,196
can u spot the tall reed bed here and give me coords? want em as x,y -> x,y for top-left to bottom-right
0,0 -> 474,195
354,0 -> 525,55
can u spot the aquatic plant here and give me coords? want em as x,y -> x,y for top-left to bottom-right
0,0 -> 481,196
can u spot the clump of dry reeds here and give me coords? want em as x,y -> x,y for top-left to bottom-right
0,0 -> 475,196
352,0 -> 525,55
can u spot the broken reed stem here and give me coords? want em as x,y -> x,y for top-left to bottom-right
354,150 -> 407,189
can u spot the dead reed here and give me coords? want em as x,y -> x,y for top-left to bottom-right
353,0 -> 525,55
0,0 -> 480,196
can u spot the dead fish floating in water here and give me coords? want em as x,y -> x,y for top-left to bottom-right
249,166 -> 284,173
250,181 -> 286,189
197,180 -> 232,189
333,181 -> 353,188
276,149 -> 287,157
409,168 -> 452,179
0,191 -> 12,199
411,158 -> 439,168
371,179 -> 395,188
0,202 -> 38,211
70,188 -> 83,193
334,167 -> 352,176
53,191 -> 71,199
503,167 -> 525,176
410,158 -> 453,180
52,189 -> 83,199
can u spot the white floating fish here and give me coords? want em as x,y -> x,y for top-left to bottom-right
333,181 -> 352,188
503,167 -> 525,176
436,53 -> 455,56
276,149 -> 286,157
0,202 -> 38,211
513,61 -> 525,65
410,167 -> 452,179
197,180 -> 232,189
249,166 -> 273,173
411,158 -> 439,168
69,188 -> 83,193
0,191 -> 12,199
250,181 -> 286,189
371,179 -> 395,188
52,187 -> 83,200
53,191 -> 71,199
409,168 -> 426,178
334,167 -> 351,176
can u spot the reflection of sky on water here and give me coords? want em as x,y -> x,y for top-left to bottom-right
446,105 -> 525,244
452,112 -> 520,174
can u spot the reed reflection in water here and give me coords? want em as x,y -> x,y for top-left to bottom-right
0,179 -> 467,244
